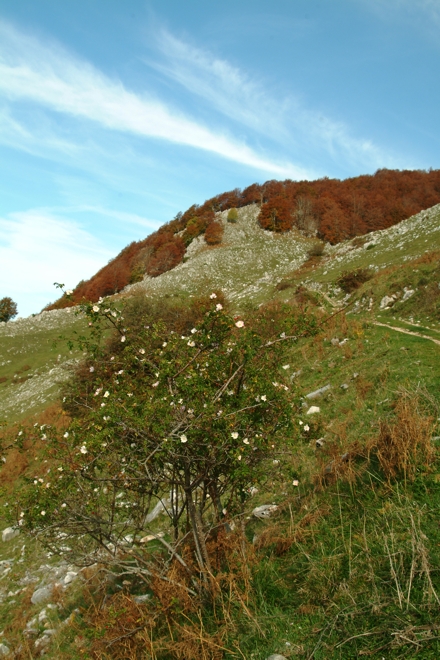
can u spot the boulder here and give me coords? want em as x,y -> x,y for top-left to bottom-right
252,504 -> 278,519
30,585 -> 53,605
2,527 -> 19,542
305,384 -> 331,399
306,406 -> 320,415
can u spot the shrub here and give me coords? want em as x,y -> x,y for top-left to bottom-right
0,297 -> 18,322
227,208 -> 238,223
336,267 -> 373,293
16,293 -> 316,597
307,242 -> 325,258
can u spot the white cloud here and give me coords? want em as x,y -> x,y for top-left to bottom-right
0,209 -> 113,315
152,29 -> 398,173
0,20 -> 305,178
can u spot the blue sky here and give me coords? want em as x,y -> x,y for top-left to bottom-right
1,0 -> 439,317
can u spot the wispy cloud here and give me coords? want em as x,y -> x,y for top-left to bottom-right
152,29 -> 400,173
0,20 -> 305,178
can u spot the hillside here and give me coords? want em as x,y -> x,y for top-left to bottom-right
46,169 -> 440,309
0,200 -> 439,659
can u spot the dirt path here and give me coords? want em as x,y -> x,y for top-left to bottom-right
373,322 -> 440,346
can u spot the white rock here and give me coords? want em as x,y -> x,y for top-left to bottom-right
0,644 -> 10,657
402,287 -> 415,302
63,571 -> 77,585
306,406 -> 320,415
266,655 -> 288,660
140,532 -> 164,544
380,295 -> 396,310
2,527 -> 19,542
30,585 -> 53,605
305,384 -> 331,399
252,504 -> 278,519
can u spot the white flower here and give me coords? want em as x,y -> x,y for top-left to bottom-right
127,393 -> 133,397
280,332 -> 286,338
110,356 -> 115,360
261,395 -> 267,402
41,434 -> 47,440
191,328 -> 197,334
61,503 -> 67,508
94,388 -> 102,396
63,432 -> 69,438
66,289 -> 73,295
216,303 -> 223,311
235,320 -> 244,328
231,432 -> 239,439
117,370 -> 124,375
18,431 -> 23,436
282,364 -> 290,370
152,381 -> 159,387
222,508 -> 227,515
103,391 -> 110,398
121,335 -> 126,342
299,420 -> 303,425
20,511 -> 24,518
292,479 -> 299,487
89,366 -> 95,372
187,340 -> 195,347
41,510 -> 46,516
101,403 -> 106,407
180,435 -> 188,443
210,293 -> 217,299
80,445 -> 87,454
304,424 -> 310,432
238,455 -> 242,461
58,467 -> 63,471
139,348 -> 145,354
243,438 -> 250,445
92,305 -> 100,312
112,311 -> 117,317
162,342 -> 167,347
273,460 -> 280,465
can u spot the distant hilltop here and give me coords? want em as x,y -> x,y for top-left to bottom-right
46,168 -> 440,310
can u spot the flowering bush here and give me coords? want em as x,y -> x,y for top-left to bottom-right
16,293 -> 316,591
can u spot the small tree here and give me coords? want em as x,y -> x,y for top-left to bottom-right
227,208 -> 238,223
205,221 -> 224,245
0,297 -> 18,322
16,293 -> 316,595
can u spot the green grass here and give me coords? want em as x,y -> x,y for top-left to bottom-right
0,202 -> 439,658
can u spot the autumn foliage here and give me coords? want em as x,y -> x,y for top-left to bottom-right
205,221 -> 224,245
46,168 -> 440,310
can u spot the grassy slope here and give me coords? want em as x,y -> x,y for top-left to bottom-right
0,203 -> 439,658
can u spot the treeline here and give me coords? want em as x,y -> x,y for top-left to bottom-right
46,169 -> 440,309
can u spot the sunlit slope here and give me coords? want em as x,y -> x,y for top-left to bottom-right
1,202 -> 439,424
130,205 -> 311,305
0,309 -> 85,423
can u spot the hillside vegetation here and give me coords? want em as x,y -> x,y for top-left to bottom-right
0,191 -> 439,659
45,169 -> 440,309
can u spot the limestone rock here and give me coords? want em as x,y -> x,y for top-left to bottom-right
252,504 -> 278,519
2,527 -> 19,542
30,585 -> 53,605
306,405 -> 320,415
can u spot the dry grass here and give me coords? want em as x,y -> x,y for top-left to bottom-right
368,391 -> 435,483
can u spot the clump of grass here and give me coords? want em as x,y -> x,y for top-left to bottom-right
368,390 -> 435,483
